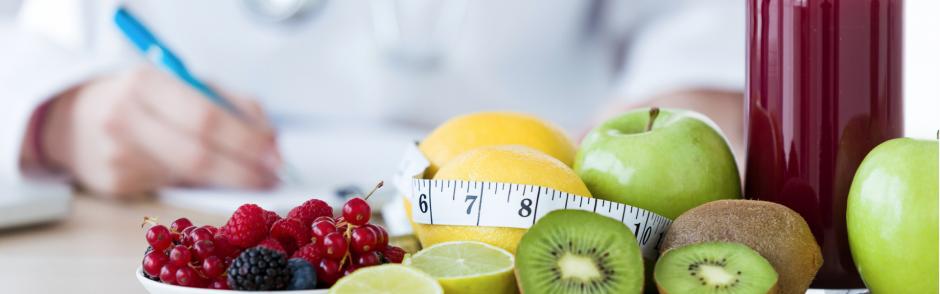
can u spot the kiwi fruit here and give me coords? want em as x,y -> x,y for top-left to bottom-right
515,210 -> 644,294
655,242 -> 779,294
660,200 -> 822,294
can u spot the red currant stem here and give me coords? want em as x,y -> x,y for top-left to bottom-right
363,181 -> 384,201
141,216 -> 159,229
339,252 -> 351,268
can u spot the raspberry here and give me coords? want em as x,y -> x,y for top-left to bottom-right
381,246 -> 406,264
258,237 -> 287,254
287,199 -> 332,227
263,209 -> 281,231
291,243 -> 324,265
221,204 -> 268,248
271,218 -> 310,254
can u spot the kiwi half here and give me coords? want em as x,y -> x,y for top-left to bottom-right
655,242 -> 778,294
660,200 -> 822,294
515,210 -> 644,294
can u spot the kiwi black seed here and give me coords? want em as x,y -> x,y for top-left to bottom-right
515,210 -> 644,294
655,242 -> 779,294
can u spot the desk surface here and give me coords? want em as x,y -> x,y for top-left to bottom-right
0,194 -> 226,293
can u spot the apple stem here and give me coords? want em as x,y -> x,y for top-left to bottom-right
646,107 -> 660,132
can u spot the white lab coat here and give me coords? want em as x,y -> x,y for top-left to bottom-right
0,0 -> 743,185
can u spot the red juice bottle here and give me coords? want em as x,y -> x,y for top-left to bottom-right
745,0 -> 903,288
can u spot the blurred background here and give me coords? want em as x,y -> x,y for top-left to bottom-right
0,0 -> 937,292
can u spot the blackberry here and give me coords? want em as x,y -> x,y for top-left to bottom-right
286,258 -> 318,290
227,247 -> 292,290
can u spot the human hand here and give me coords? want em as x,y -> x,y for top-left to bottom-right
34,66 -> 281,198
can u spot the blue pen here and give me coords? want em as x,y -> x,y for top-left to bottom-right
114,7 -> 244,117
114,7 -> 300,184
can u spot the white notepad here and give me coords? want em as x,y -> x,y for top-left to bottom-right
159,123 -> 424,217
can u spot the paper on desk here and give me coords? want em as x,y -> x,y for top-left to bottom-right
159,123 -> 425,216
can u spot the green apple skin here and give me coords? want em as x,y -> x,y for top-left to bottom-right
847,138 -> 938,293
574,108 -> 741,220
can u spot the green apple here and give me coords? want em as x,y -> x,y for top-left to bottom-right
574,107 -> 741,220
847,138 -> 938,293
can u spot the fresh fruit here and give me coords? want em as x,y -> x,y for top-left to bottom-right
170,218 -> 193,233
287,258 -> 318,290
405,241 -> 516,294
574,107 -> 741,219
516,210 -> 644,294
202,255 -> 226,278
288,199 -> 333,227
317,258 -> 342,286
175,266 -> 202,287
409,145 -> 592,253
847,138 -> 938,293
146,225 -> 172,251
419,111 -> 577,176
142,250 -> 169,277
258,237 -> 287,254
350,226 -> 378,254
381,246 -> 406,264
263,210 -> 281,230
227,247 -> 291,290
209,278 -> 229,290
355,252 -> 381,267
655,242 -> 779,294
168,245 -> 192,267
221,204 -> 269,248
343,197 -> 371,225
270,217 -> 310,254
192,240 -> 216,260
661,200 -> 822,294
323,232 -> 349,260
292,243 -> 324,265
364,223 -> 389,250
159,264 -> 179,284
311,219 -> 337,245
329,264 -> 444,294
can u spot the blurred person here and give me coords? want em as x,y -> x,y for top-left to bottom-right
0,0 -> 744,198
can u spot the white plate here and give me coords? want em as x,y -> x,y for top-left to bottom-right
137,267 -> 328,294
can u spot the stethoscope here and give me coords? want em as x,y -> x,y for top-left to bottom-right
242,0 -> 327,24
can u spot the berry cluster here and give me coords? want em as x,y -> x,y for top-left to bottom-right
140,183 -> 404,291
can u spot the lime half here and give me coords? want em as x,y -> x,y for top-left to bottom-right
404,241 -> 518,294
329,264 -> 442,294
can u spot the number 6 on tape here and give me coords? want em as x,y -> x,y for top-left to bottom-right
408,178 -> 673,259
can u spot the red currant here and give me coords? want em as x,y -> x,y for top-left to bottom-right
193,240 -> 216,260
343,262 -> 358,276
365,224 -> 389,250
146,225 -> 172,251
159,264 -> 179,284
175,266 -> 198,287
322,232 -> 348,260
313,216 -> 334,224
142,250 -> 169,277
213,234 -> 237,258
350,226 -> 377,254
170,217 -> 193,233
317,259 -> 342,287
169,245 -> 193,267
190,227 -> 214,243
355,251 -> 381,267
180,227 -> 196,246
202,255 -> 225,277
201,225 -> 219,235
209,278 -> 229,290
343,197 -> 372,225
311,220 -> 337,245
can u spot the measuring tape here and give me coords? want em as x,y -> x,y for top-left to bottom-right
393,143 -> 673,259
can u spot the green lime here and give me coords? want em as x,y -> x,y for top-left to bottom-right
404,241 -> 518,294
329,264 -> 442,294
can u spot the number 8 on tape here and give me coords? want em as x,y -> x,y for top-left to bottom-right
408,178 -> 673,259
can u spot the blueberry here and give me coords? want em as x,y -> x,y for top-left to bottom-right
286,258 -> 317,290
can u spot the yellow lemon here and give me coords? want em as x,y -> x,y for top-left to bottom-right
419,111 -> 576,176
407,145 -> 592,254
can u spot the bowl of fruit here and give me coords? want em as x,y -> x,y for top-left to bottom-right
138,183 -> 406,293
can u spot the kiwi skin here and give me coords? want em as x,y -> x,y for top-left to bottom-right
660,200 -> 822,294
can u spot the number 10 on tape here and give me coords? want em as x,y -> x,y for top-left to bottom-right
409,178 -> 673,258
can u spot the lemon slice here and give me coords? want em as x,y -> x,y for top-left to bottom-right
329,264 -> 442,294
404,241 -> 518,294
